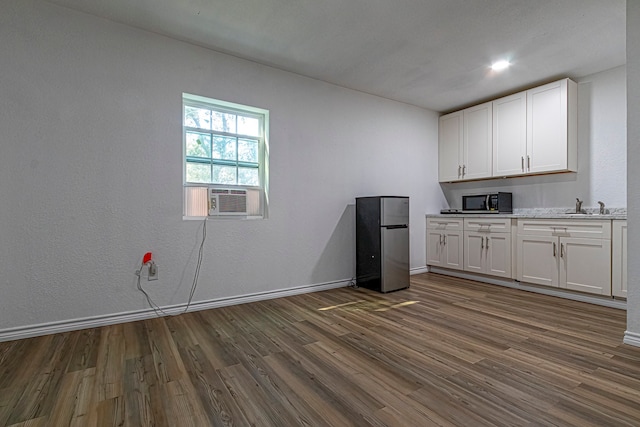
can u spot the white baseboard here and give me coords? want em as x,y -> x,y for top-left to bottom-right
429,267 -> 627,310
410,266 -> 429,275
624,331 -> 640,347
0,279 -> 349,343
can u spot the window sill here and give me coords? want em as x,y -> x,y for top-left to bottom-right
182,215 -> 265,221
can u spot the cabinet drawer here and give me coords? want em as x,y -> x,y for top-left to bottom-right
517,219 -> 611,239
464,217 -> 512,233
427,217 -> 463,231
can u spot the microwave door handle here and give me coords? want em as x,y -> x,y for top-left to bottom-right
486,195 -> 490,211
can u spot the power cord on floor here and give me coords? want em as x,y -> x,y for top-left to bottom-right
348,277 -> 359,288
135,217 -> 207,317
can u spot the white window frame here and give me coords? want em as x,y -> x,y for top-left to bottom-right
182,93 -> 269,219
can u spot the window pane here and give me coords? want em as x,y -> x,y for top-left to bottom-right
237,116 -> 260,137
238,167 -> 259,186
186,132 -> 211,158
186,162 -> 211,183
184,106 -> 211,130
238,138 -> 258,163
212,136 -> 237,160
212,165 -> 237,185
211,111 -> 237,133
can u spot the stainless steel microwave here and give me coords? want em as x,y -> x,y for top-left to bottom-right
462,192 -> 512,213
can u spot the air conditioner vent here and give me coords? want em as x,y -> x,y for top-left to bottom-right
208,187 -> 248,216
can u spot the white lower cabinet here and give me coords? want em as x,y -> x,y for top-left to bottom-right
428,216 -> 617,298
516,235 -> 558,286
516,219 -> 612,296
463,218 -> 512,278
612,220 -> 627,298
562,237 -> 611,295
426,218 -> 464,271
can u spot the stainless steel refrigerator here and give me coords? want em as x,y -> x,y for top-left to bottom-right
355,196 -> 410,293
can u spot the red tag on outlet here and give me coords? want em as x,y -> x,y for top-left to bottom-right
143,252 -> 153,264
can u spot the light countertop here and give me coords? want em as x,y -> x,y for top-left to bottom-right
426,207 -> 627,220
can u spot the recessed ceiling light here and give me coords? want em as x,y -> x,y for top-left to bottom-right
491,60 -> 511,71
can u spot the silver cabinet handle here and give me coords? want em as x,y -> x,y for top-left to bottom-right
486,237 -> 490,249
458,165 -> 462,178
521,156 -> 525,172
553,242 -> 557,256
527,155 -> 531,171
443,235 -> 447,245
481,236 -> 484,249
439,234 -> 443,245
561,243 -> 565,258
462,165 -> 466,176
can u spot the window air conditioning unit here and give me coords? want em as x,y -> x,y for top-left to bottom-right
208,187 -> 248,216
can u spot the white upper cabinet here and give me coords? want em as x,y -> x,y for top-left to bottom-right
526,79 -> 577,174
442,78 -> 577,182
438,103 -> 492,182
463,102 -> 493,180
438,111 -> 463,182
492,91 -> 527,177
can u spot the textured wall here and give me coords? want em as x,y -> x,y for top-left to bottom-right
441,66 -> 627,211
0,1 -> 444,331
627,0 -> 640,338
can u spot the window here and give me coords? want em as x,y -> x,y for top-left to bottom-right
183,94 -> 269,218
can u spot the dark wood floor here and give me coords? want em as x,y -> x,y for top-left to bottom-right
1,272 -> 639,426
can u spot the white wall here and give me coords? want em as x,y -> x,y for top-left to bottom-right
440,66 -> 627,211
626,0 -> 640,342
0,1 -> 443,332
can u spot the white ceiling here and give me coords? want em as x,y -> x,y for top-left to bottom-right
46,0 -> 626,112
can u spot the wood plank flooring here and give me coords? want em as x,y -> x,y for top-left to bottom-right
1,272 -> 639,426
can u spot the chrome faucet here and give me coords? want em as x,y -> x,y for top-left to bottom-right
597,201 -> 606,215
575,198 -> 583,213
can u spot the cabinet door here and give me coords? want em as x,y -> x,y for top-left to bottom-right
612,221 -> 627,298
526,79 -> 575,174
426,230 -> 444,267
517,235 -> 559,287
439,111 -> 463,182
560,237 -> 612,296
493,92 -> 527,177
443,230 -> 464,271
464,232 -> 485,273
486,233 -> 512,278
463,102 -> 492,180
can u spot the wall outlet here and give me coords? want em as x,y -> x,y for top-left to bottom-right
148,262 -> 158,281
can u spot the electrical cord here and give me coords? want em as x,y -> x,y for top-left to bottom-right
185,216 -> 206,312
136,264 -> 172,317
135,217 -> 207,317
